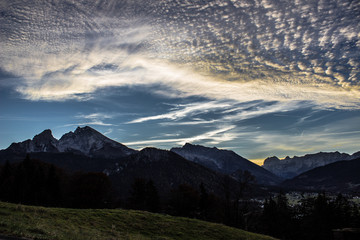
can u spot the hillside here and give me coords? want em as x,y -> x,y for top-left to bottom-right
171,143 -> 282,185
108,147 -> 239,198
0,201 -> 277,240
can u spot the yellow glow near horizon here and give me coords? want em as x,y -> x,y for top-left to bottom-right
249,158 -> 265,166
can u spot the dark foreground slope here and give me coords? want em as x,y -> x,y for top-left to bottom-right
0,201 -> 277,240
282,158 -> 360,193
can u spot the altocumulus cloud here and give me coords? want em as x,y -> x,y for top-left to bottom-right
0,0 -> 359,109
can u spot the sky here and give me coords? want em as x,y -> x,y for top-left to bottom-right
1,0 -> 360,165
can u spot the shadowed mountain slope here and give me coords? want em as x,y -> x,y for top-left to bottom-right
281,158 -> 360,193
171,143 -> 282,185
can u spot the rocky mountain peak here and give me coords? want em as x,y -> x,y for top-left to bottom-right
7,129 -> 59,153
136,147 -> 172,162
263,156 -> 280,165
182,143 -> 202,150
58,126 -> 113,155
183,142 -> 193,148
57,126 -> 137,158
33,129 -> 57,143
74,126 -> 98,135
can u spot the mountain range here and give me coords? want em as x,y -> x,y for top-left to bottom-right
262,151 -> 360,179
0,126 -> 274,198
1,126 -> 359,194
0,126 -> 279,184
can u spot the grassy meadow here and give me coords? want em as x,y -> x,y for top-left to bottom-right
0,201 -> 277,240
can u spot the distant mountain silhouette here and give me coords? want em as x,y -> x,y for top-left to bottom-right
262,151 -> 359,179
0,128 -> 244,199
2,126 -> 359,195
171,143 -> 282,185
0,126 -> 137,172
4,126 -> 136,160
281,158 -> 360,193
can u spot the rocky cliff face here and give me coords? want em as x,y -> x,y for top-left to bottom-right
8,129 -> 59,153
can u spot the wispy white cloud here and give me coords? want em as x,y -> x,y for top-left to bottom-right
62,112 -> 117,128
104,128 -> 113,135
127,101 -> 233,124
128,100 -> 309,131
76,113 -> 114,120
159,119 -> 218,126
123,125 -> 237,147
62,121 -> 115,127
223,101 -> 311,122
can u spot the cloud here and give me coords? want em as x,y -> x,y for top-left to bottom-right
236,115 -> 360,159
222,101 -> 311,122
127,101 -> 233,124
0,0 -> 359,109
128,100 -> 310,131
62,112 -> 117,128
104,128 -> 113,135
250,129 -> 360,158
123,125 -> 237,148
62,121 -> 115,127
76,113 -> 114,120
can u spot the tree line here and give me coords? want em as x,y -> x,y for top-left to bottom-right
0,155 -> 111,208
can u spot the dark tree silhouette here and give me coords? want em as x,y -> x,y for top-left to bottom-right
128,178 -> 159,212
67,172 -> 111,208
262,192 -> 293,239
199,182 -> 209,219
170,184 -> 199,217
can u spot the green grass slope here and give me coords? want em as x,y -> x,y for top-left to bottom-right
0,201 -> 277,240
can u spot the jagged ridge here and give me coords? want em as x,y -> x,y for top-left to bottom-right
262,151 -> 360,179
6,126 -> 136,159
